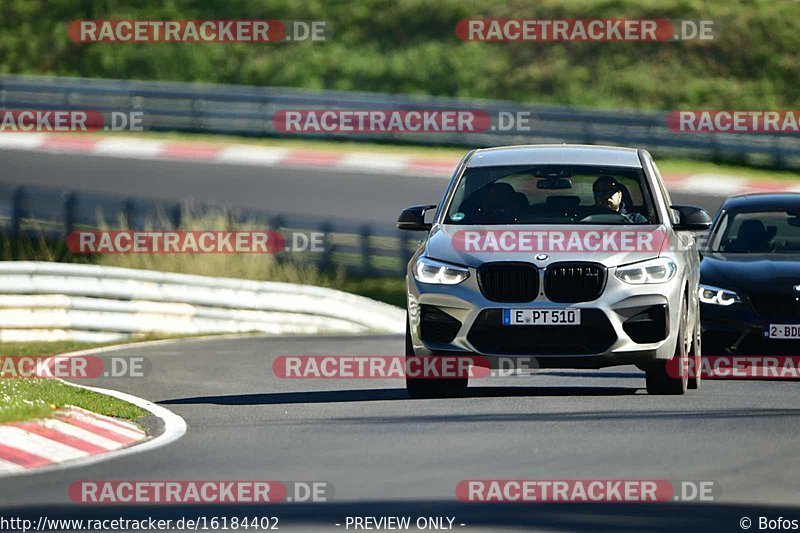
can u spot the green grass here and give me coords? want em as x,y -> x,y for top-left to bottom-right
0,337 -> 194,424
340,276 -> 406,308
0,340 -> 100,358
657,158 -> 800,183
0,378 -> 147,424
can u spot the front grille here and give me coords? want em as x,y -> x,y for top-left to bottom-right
477,262 -> 539,303
467,309 -> 617,355
749,294 -> 800,320
419,305 -> 462,343
544,263 -> 606,303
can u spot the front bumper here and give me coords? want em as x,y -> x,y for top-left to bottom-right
407,263 -> 684,369
701,301 -> 800,356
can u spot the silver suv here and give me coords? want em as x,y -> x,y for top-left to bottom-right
397,145 -> 712,397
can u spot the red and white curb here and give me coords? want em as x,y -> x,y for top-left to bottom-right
0,133 -> 797,196
0,133 -> 457,178
0,406 -> 146,474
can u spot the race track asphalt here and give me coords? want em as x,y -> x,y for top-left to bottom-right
0,335 -> 798,531
0,148 -> 796,532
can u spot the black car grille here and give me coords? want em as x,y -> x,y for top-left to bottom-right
419,305 -> 462,344
544,263 -> 606,303
467,309 -> 617,355
703,329 -> 800,356
477,263 -> 539,303
749,294 -> 800,320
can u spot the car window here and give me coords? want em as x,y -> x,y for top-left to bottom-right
710,209 -> 800,253
445,164 -> 657,225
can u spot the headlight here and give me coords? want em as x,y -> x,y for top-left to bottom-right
698,284 -> 741,305
413,256 -> 469,285
615,257 -> 677,284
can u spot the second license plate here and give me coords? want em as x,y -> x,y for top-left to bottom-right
765,324 -> 800,339
503,309 -> 581,326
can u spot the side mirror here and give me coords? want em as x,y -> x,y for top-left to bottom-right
397,204 -> 437,231
671,205 -> 712,231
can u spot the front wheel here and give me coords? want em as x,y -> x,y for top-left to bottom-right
405,317 -> 468,399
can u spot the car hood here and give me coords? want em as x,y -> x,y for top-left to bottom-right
425,224 -> 667,268
701,252 -> 800,292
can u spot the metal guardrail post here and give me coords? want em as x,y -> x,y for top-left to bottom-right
772,137 -> 785,169
170,204 -> 182,229
319,221 -> 333,271
359,224 -> 372,276
270,215 -> 285,264
122,199 -> 135,229
62,192 -> 76,237
10,187 -> 25,239
397,231 -> 409,276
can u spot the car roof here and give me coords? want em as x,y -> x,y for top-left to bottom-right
722,192 -> 800,211
466,144 -> 643,169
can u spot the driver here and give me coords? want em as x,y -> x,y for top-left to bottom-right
592,176 -> 648,223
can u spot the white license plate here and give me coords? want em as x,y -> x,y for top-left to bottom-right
503,309 -> 581,326
765,324 -> 800,339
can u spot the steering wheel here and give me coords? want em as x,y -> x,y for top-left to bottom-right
579,212 -> 629,223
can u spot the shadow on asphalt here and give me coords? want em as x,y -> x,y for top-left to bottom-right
4,501 -> 792,532
160,386 -> 641,406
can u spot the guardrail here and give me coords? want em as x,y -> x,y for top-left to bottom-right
0,184 -> 420,277
2,74 -> 800,169
0,262 -> 405,342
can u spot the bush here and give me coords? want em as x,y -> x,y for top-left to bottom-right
0,0 -> 796,110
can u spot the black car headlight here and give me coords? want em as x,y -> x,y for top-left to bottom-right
698,284 -> 741,306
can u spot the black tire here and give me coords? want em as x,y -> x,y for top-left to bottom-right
646,308 -> 689,395
688,313 -> 702,390
405,317 -> 468,399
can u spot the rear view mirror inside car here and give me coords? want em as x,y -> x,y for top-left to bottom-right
537,178 -> 573,190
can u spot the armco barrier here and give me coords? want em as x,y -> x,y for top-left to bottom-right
1,74 -> 800,169
0,262 -> 405,342
0,184 -> 419,277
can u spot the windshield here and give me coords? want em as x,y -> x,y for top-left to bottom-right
444,164 -> 658,225
709,209 -> 800,253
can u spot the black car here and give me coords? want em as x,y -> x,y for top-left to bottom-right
700,193 -> 800,355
